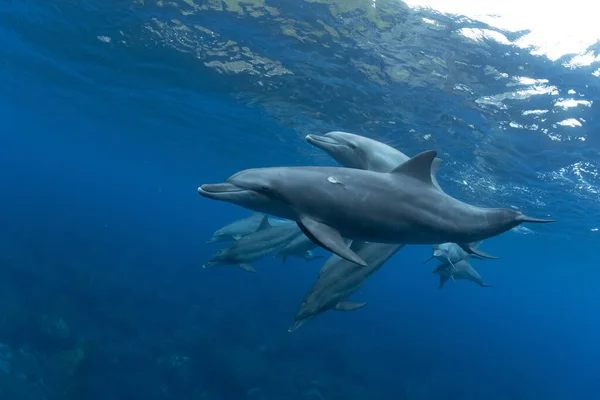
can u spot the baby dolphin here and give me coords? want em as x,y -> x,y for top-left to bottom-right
198,151 -> 555,267
289,241 -> 404,332
273,234 -> 323,264
203,216 -> 303,272
207,212 -> 292,243
306,130 -> 443,191
433,259 -> 493,289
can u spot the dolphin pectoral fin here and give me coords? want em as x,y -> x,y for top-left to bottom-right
480,283 -> 494,288
282,255 -> 287,264
232,235 -> 242,241
447,258 -> 457,271
458,243 -> 499,260
349,240 -> 367,252
297,216 -> 368,267
333,301 -> 367,311
438,275 -> 449,289
238,263 -> 257,273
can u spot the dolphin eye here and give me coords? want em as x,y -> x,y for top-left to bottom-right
259,185 -> 271,193
348,142 -> 357,149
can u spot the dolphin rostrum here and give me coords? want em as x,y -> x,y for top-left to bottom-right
206,212 -> 293,243
306,131 -> 443,191
289,241 -> 405,332
273,233 -> 323,264
198,151 -> 556,267
203,216 -> 303,272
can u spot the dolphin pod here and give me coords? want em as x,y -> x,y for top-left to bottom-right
203,216 -> 305,272
289,241 -> 405,332
425,242 -> 493,288
199,130 -> 556,331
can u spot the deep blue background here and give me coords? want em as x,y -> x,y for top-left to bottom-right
1,1 -> 599,399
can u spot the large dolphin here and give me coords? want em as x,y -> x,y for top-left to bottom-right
273,234 -> 323,264
306,131 -> 443,191
207,212 -> 292,243
198,150 -> 555,267
289,241 -> 404,332
203,216 -> 303,272
433,259 -> 493,289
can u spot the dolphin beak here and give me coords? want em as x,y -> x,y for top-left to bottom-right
198,183 -> 250,200
288,319 -> 307,332
305,134 -> 340,148
422,255 -> 434,264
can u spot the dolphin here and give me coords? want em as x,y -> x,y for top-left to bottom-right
423,241 -> 487,267
203,216 -> 303,272
206,212 -> 293,243
198,150 -> 555,267
289,241 -> 404,332
433,259 -> 493,288
273,233 -> 323,264
306,130 -> 443,191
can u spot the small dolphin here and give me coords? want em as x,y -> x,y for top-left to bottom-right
273,234 -> 323,264
433,259 -> 493,289
423,241 -> 488,267
198,151 -> 555,267
206,212 -> 293,243
203,216 -> 303,272
289,241 -> 404,332
306,131 -> 443,191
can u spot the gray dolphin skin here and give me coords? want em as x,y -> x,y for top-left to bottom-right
423,241 -> 487,267
289,241 -> 405,332
306,130 -> 443,191
273,234 -> 323,264
203,216 -> 303,272
198,150 -> 555,267
433,259 -> 493,288
207,212 -> 292,243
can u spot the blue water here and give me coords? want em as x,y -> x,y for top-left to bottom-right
1,1 -> 599,399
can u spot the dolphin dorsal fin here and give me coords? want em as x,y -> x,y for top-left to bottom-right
256,215 -> 272,231
390,150 -> 437,185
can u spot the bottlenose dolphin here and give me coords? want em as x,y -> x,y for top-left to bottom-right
198,151 -> 555,267
207,212 -> 292,243
273,234 -> 323,264
289,241 -> 404,332
306,131 -> 443,191
203,216 -> 303,272
423,241 -> 487,267
433,259 -> 493,288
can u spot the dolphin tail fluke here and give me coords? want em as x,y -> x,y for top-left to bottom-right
458,243 -> 499,260
333,301 -> 367,311
517,214 -> 556,223
297,216 -> 368,267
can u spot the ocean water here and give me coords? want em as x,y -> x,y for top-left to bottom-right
1,1 -> 599,399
